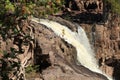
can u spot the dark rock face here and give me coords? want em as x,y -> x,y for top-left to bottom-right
63,0 -> 110,23
65,0 -> 103,12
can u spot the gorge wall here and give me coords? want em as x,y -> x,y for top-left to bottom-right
0,17 -> 109,80
63,0 -> 110,23
0,0 -> 120,80
63,1 -> 120,79
30,17 -> 110,80
80,14 -> 120,80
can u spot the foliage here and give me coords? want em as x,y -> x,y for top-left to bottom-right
105,0 -> 120,14
25,65 -> 39,73
25,65 -> 40,79
31,0 -> 64,17
0,0 -> 30,40
0,49 -> 21,80
0,0 -> 65,79
0,0 -> 32,79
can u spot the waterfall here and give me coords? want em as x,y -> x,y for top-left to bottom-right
31,18 -> 113,80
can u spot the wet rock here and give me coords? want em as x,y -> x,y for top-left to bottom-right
29,18 -> 109,80
80,15 -> 120,79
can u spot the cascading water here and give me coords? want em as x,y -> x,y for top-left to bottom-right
31,18 -> 113,80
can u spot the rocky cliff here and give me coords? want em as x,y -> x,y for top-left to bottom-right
62,1 -> 120,79
65,0 -> 103,13
30,17 -> 108,80
0,17 -> 109,80
0,0 -> 120,80
80,14 -> 120,80
63,0 -> 110,23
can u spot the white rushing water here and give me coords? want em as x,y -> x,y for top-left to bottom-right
31,18 -> 112,80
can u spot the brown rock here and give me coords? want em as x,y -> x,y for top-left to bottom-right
29,17 -> 108,80
80,15 -> 120,79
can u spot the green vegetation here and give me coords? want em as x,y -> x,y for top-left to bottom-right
0,50 -> 21,80
25,65 -> 39,73
25,65 -> 40,79
0,0 -> 120,79
105,0 -> 120,14
0,0 -> 64,39
0,0 -> 64,79
31,0 -> 64,17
